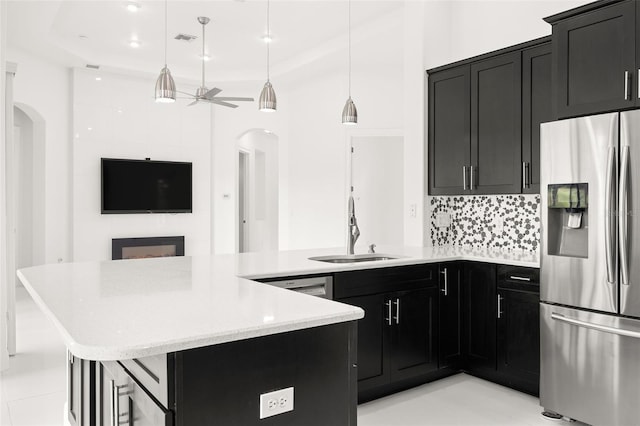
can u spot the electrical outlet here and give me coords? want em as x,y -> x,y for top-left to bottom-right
409,204 -> 417,218
259,387 -> 294,419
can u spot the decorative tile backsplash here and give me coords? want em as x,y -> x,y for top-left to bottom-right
428,195 -> 541,252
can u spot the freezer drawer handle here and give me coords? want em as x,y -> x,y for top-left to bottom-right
551,313 -> 640,339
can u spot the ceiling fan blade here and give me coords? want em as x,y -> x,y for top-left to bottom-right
210,100 -> 239,108
187,100 -> 199,106
203,87 -> 222,99
212,97 -> 254,102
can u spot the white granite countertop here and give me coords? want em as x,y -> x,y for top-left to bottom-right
17,245 -> 538,361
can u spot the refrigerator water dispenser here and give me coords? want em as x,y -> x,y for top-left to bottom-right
546,183 -> 588,258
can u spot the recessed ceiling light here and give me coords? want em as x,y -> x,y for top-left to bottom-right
129,39 -> 141,48
126,2 -> 141,12
261,34 -> 272,43
95,77 -> 102,81
199,54 -> 211,62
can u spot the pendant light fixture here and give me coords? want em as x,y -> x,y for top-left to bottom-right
155,0 -> 176,103
342,0 -> 357,125
259,0 -> 277,112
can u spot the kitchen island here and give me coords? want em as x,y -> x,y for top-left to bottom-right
16,245 -> 538,425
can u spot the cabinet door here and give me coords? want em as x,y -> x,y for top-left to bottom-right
522,42 -> 552,194
438,263 -> 462,370
463,263 -> 497,372
553,0 -> 636,118
337,293 -> 389,392
389,287 -> 439,382
497,289 -> 540,395
470,51 -> 522,194
428,65 -> 471,195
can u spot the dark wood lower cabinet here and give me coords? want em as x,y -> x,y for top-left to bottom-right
71,322 -> 357,426
463,262 -> 497,373
497,288 -> 540,395
460,263 -> 540,396
389,288 -> 439,382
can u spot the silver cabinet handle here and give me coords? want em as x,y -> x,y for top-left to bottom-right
67,351 -> 73,416
110,380 -> 119,426
605,146 -> 616,284
385,300 -> 392,326
509,275 -> 531,282
462,166 -> 468,191
619,145 -> 630,285
551,313 -> 640,339
393,298 -> 400,325
625,70 -> 631,100
441,268 -> 448,296
522,162 -> 527,189
497,294 -> 503,319
638,69 -> 640,99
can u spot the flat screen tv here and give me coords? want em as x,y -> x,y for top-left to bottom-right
101,158 -> 192,214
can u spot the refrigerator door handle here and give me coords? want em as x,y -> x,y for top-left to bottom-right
605,146 -> 616,284
551,312 -> 640,339
620,145 -> 630,286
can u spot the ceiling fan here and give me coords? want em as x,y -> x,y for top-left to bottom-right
179,17 -> 254,108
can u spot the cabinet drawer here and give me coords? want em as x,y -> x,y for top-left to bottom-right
120,354 -> 171,409
334,264 -> 438,299
101,361 -> 173,426
497,265 -> 539,291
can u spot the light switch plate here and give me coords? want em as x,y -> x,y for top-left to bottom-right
259,387 -> 294,419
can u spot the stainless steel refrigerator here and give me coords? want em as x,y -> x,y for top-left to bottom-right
540,111 -> 640,426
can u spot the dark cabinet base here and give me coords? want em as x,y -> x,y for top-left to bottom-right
175,322 -> 358,426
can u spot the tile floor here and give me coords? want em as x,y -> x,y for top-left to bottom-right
2,285 -> 579,426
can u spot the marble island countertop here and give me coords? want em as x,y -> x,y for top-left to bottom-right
17,245 -> 538,361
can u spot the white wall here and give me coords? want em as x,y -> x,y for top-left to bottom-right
1,0 -> 10,371
7,47 -> 72,265
72,68 -> 213,261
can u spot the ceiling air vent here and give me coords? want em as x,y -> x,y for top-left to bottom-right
86,64 -> 100,70
174,33 -> 197,42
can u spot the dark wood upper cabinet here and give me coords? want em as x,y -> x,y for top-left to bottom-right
546,0 -> 636,118
470,51 -> 522,194
428,65 -> 471,195
427,37 -> 549,196
522,42 -> 552,194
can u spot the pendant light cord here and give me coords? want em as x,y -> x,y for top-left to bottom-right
164,0 -> 168,67
348,0 -> 351,98
266,0 -> 270,82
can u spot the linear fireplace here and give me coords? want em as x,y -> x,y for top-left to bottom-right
112,236 -> 185,260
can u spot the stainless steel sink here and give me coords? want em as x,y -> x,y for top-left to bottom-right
308,254 -> 403,264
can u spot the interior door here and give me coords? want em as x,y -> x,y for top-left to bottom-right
540,113 -> 618,313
